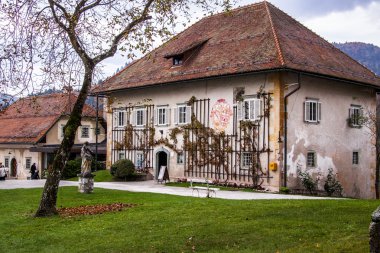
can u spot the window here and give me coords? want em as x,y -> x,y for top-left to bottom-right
242,152 -> 252,167
177,152 -> 184,164
353,152 -> 359,165
175,105 -> 191,125
238,98 -> 261,121
25,157 -> 32,169
304,100 -> 321,123
173,55 -> 183,66
307,152 -> 316,167
95,127 -> 100,135
4,157 -> 9,168
155,107 -> 170,126
115,111 -> 125,127
60,124 -> 65,138
118,151 -> 125,161
349,106 -> 363,127
136,152 -> 144,169
81,125 -> 90,138
133,108 -> 146,127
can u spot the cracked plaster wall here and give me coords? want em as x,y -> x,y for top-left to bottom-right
286,75 -> 376,198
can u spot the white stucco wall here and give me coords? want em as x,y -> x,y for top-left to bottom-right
286,75 -> 377,198
0,145 -> 42,179
106,73 -> 282,190
45,117 -> 106,145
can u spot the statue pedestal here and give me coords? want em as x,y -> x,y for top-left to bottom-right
77,173 -> 95,193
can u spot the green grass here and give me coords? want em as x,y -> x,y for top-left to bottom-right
66,170 -> 114,182
0,187 -> 378,253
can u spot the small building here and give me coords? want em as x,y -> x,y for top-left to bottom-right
93,2 -> 380,198
0,93 -> 106,179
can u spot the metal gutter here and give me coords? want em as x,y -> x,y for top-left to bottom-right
283,73 -> 301,187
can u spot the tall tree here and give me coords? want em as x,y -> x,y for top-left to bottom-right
0,0 -> 230,216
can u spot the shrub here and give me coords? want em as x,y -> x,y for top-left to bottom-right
62,158 -> 82,179
298,170 -> 319,195
279,187 -> 290,194
324,168 -> 343,197
62,158 -> 104,179
111,159 -> 135,179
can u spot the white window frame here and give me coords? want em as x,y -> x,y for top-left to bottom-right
304,99 -> 321,123
353,151 -> 359,165
114,110 -> 126,128
136,151 -> 144,169
237,97 -> 261,121
4,157 -> 9,168
155,106 -> 170,126
349,105 -> 363,127
118,151 -> 125,161
307,151 -> 316,167
241,152 -> 252,168
81,125 -> 90,138
177,152 -> 184,164
25,157 -> 32,170
174,105 -> 191,125
134,108 -> 146,127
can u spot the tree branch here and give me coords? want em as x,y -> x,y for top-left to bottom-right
93,0 -> 154,64
48,0 -> 93,65
48,0 -> 69,32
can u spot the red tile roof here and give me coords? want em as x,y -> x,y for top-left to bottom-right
93,2 -> 380,93
0,93 -> 98,144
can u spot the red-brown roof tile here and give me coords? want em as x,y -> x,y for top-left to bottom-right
0,93 -> 98,144
93,2 -> 380,94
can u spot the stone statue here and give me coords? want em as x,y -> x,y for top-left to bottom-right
80,142 -> 94,177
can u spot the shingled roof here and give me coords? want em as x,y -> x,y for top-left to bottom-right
93,1 -> 380,94
0,93 -> 97,144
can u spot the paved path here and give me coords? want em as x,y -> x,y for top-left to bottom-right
0,179 -> 340,200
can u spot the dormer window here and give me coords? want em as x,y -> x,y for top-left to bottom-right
173,55 -> 183,66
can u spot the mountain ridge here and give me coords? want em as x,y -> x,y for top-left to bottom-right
333,42 -> 380,76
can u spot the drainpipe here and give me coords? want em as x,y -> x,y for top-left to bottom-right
283,73 -> 301,187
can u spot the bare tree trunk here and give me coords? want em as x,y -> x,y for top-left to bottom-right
35,66 -> 93,217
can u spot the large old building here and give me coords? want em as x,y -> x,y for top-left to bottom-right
0,93 -> 106,179
93,2 -> 380,198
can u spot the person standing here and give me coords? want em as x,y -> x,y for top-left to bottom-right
30,163 -> 37,179
0,163 -> 5,180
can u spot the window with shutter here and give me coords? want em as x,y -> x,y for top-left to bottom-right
135,108 -> 146,127
304,100 -> 321,123
349,105 -> 363,127
157,107 -> 167,126
240,98 -> 261,121
178,105 -> 187,124
114,110 -> 126,127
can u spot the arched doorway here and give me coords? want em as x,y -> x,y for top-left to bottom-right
10,158 -> 17,177
155,148 -> 169,179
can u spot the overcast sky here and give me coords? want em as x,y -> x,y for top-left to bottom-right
103,0 -> 380,78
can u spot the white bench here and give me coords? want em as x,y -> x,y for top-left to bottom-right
189,179 -> 220,198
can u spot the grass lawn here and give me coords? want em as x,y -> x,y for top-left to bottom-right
66,170 -> 114,182
0,187 -> 378,253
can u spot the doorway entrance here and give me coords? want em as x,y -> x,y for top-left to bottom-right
10,158 -> 17,177
156,150 -> 168,178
